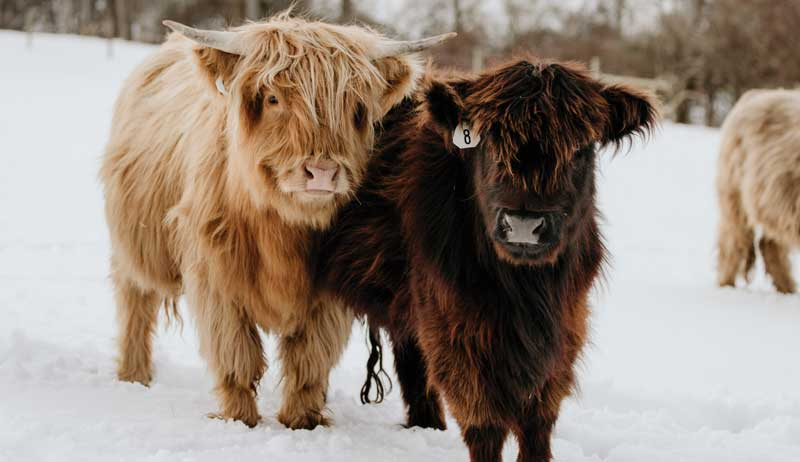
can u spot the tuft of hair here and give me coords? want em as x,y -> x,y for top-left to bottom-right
360,323 -> 393,404
161,297 -> 183,331
457,58 -> 660,189
230,13 -> 390,131
600,83 -> 660,154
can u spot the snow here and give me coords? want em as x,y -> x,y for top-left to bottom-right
1,31 -> 799,461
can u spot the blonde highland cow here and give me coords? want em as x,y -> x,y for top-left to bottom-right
717,89 -> 800,294
100,13 -> 453,428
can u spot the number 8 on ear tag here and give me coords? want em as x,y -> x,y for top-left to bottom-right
453,121 -> 481,149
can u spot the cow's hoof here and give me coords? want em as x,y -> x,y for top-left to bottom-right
117,369 -> 152,386
277,410 -> 329,430
406,401 -> 447,430
406,417 -> 447,431
207,411 -> 261,428
406,413 -> 447,431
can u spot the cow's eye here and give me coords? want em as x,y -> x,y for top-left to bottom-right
267,95 -> 279,105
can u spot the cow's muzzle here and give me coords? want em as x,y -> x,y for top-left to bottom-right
304,159 -> 339,195
493,209 -> 561,256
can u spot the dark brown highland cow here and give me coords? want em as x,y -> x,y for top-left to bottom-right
318,59 -> 657,461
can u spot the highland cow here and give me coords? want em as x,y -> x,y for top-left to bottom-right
100,13 -> 452,429
319,60 -> 657,461
717,89 -> 800,294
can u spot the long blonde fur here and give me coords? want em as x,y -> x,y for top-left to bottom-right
717,89 -> 800,294
101,13 -> 422,428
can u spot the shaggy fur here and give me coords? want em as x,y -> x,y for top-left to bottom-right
318,59 -> 657,461
100,13 -> 424,429
717,89 -> 800,294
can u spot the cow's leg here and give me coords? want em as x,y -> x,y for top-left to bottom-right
759,236 -> 796,294
190,285 -> 265,428
277,298 -> 352,430
512,370 -> 574,462
114,274 -> 160,385
462,424 -> 509,462
390,331 -> 447,430
717,187 -> 755,287
512,404 -> 557,462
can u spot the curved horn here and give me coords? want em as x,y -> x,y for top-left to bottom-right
163,20 -> 244,55
373,32 -> 457,58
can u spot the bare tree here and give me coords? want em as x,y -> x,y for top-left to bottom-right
110,0 -> 131,39
453,0 -> 463,34
339,0 -> 354,22
245,0 -> 264,19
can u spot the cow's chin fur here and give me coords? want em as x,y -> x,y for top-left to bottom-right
227,156 -> 357,230
258,180 -> 349,230
491,239 -> 564,267
273,192 -> 348,230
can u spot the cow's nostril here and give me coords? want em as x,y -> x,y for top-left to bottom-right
532,218 -> 545,235
305,166 -> 315,180
500,214 -> 512,232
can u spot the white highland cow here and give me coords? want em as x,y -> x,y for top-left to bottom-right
100,12 -> 453,428
717,89 -> 800,294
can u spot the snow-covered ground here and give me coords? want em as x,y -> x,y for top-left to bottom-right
1,31 -> 799,462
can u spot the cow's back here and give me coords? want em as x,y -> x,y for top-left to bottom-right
101,37 -> 219,293
718,90 -> 800,244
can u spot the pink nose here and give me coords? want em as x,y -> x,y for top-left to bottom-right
304,159 -> 339,192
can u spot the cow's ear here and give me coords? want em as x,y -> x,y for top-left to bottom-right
601,84 -> 658,145
192,46 -> 240,95
424,80 -> 464,131
373,55 -> 423,116
162,22 -> 241,95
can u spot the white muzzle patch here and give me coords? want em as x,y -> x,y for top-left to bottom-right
503,215 -> 544,245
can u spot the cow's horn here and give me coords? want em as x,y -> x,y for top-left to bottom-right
373,32 -> 457,58
163,20 -> 244,55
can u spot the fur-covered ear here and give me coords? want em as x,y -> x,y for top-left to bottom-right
373,56 -> 422,116
424,80 -> 464,131
192,46 -> 240,95
601,84 -> 658,144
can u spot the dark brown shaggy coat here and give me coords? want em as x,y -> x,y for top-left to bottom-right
318,59 -> 657,462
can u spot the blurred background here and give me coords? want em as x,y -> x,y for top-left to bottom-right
3,0 -> 800,126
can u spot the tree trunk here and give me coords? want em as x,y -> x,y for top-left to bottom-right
703,71 -> 717,127
78,0 -> 92,34
245,0 -> 263,20
453,0 -> 463,35
691,0 -> 706,25
111,0 -> 131,40
268,0 -> 302,14
340,0 -> 354,22
704,89 -> 716,127
675,97 -> 691,124
613,0 -> 625,31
